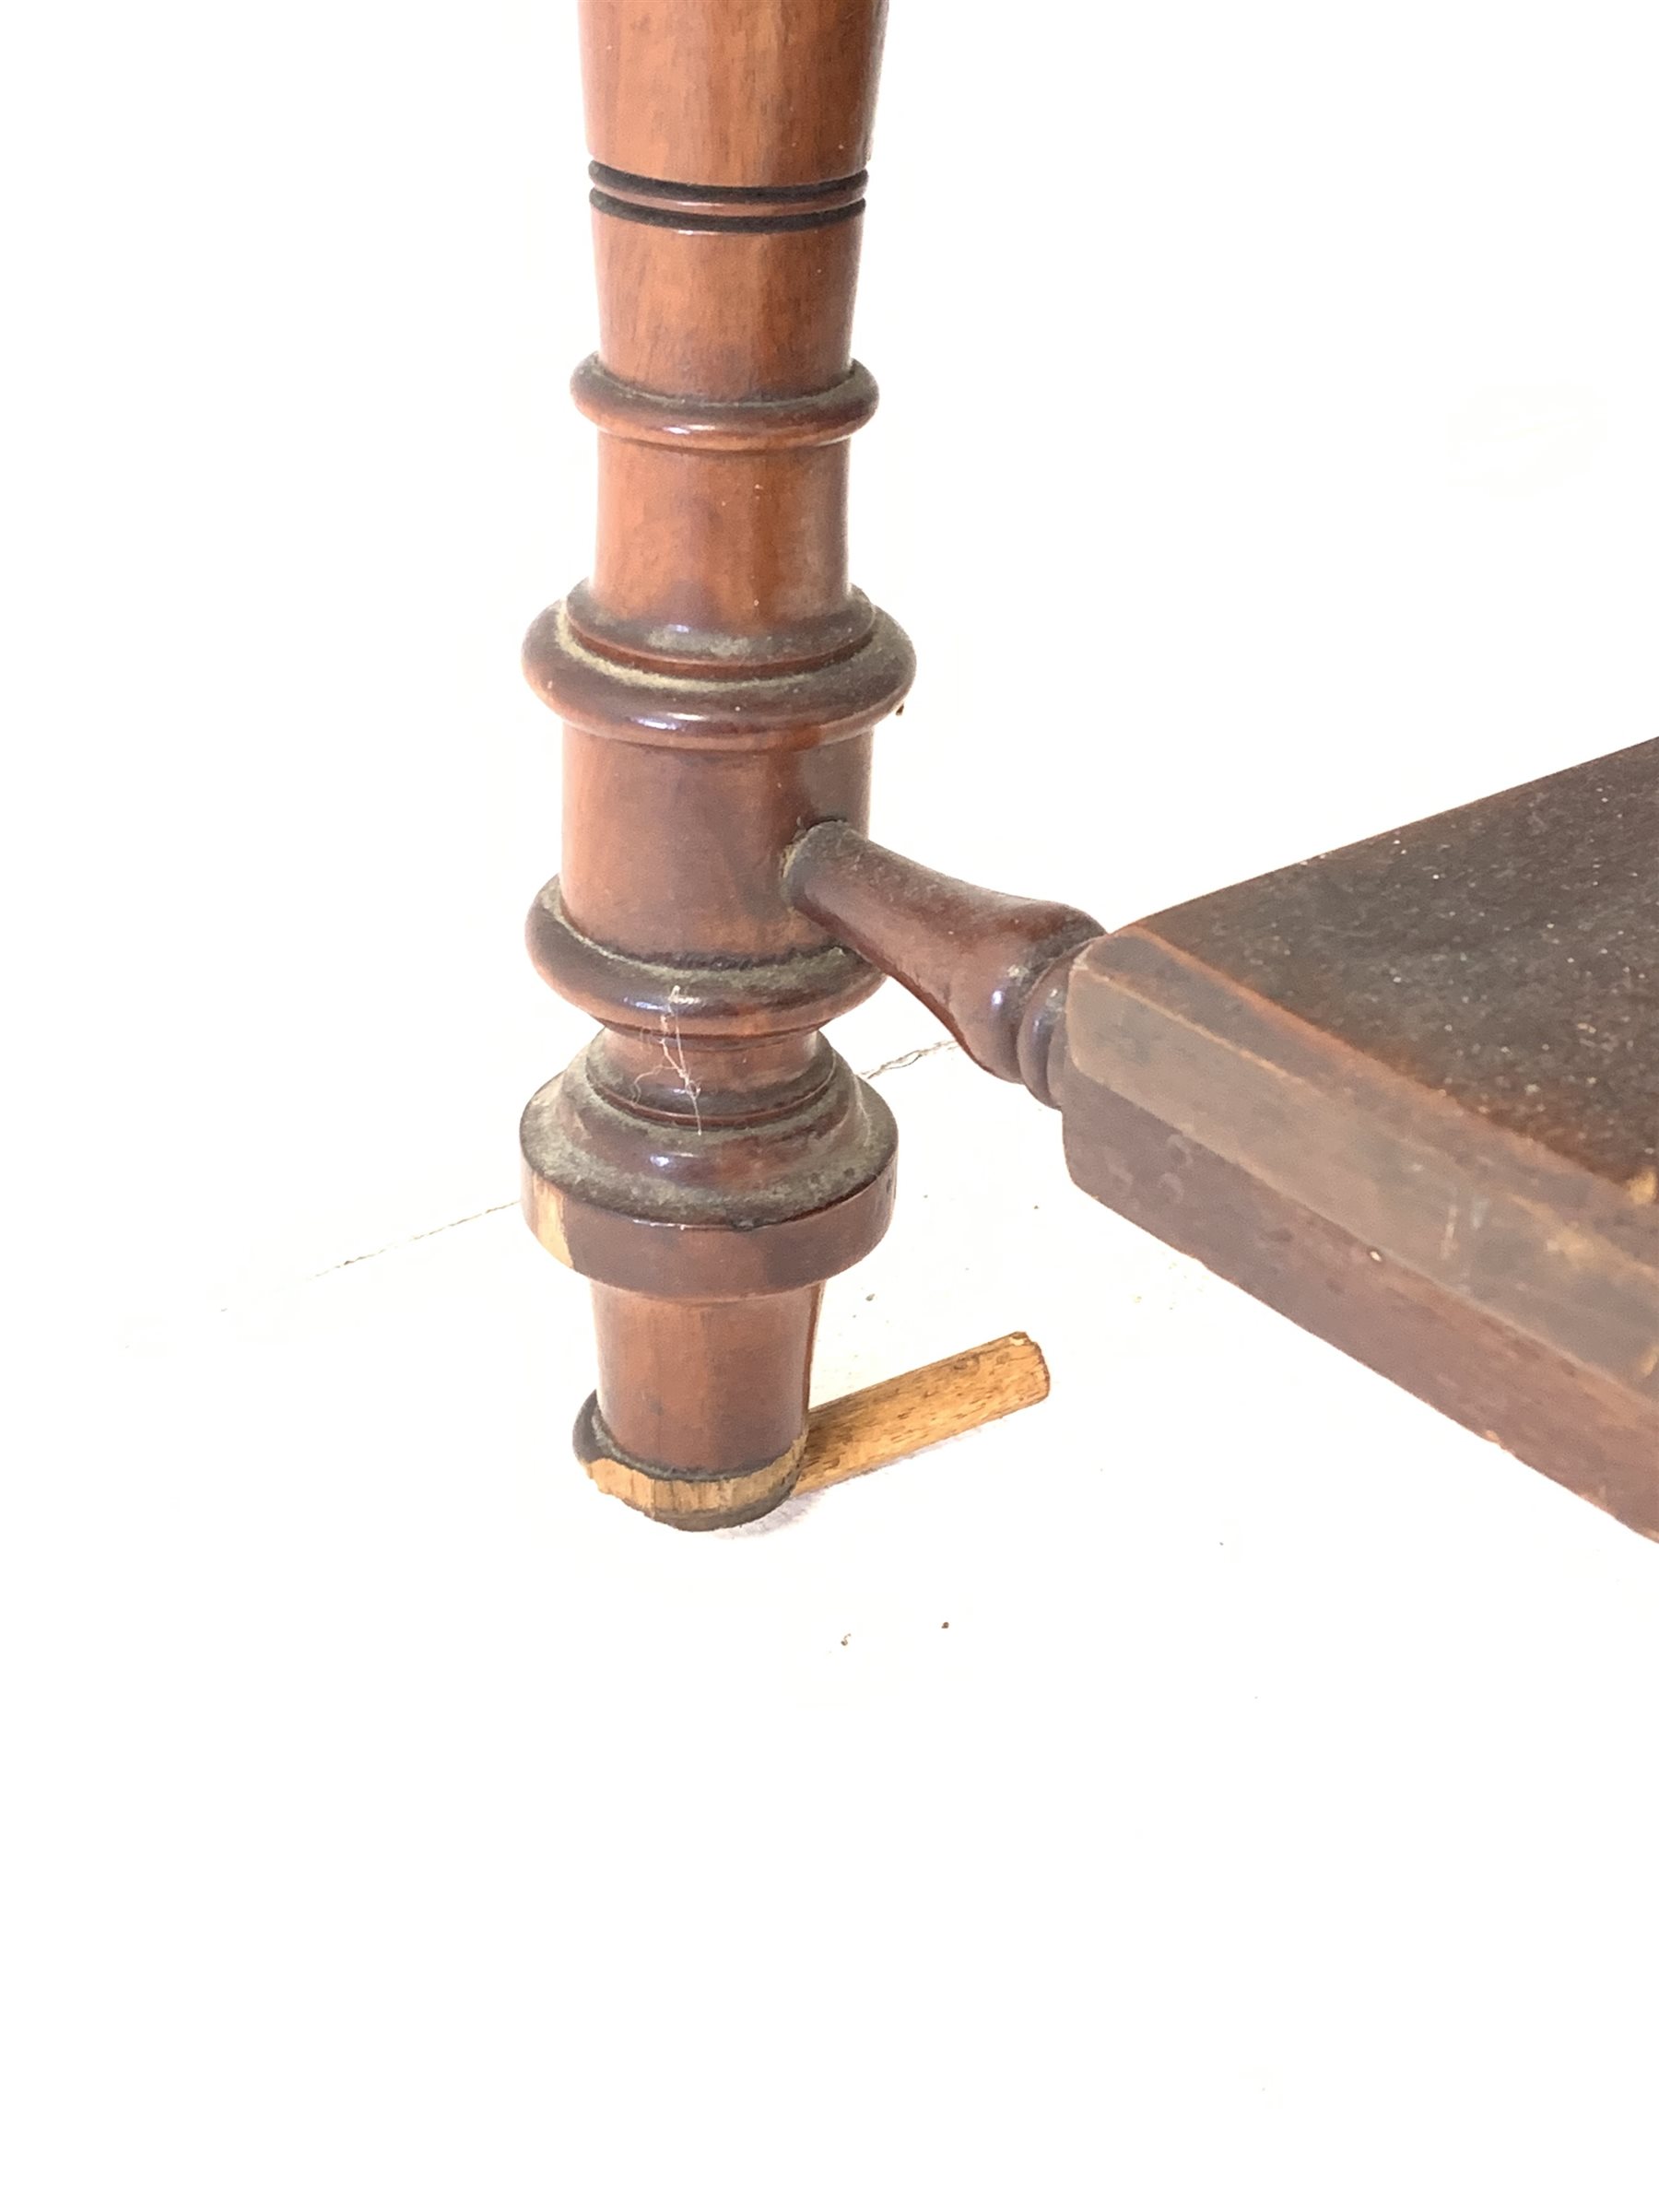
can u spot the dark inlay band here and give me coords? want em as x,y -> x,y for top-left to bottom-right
588,160 -> 868,229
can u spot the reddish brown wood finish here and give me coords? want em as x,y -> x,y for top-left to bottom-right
521,0 -> 908,1528
1060,741 -> 1659,1535
579,1 -> 888,188
794,747 -> 1658,1533
785,824 -> 1101,1104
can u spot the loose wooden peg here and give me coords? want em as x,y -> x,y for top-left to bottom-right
795,1331 -> 1052,1496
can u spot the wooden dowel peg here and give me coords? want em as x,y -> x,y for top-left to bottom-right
794,1332 -> 1051,1496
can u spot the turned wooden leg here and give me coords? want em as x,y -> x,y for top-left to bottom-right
519,2 -> 909,1527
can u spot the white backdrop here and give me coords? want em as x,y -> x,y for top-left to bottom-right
6,4 -> 1658,2206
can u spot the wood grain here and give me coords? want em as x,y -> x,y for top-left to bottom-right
1060,739 -> 1659,1536
794,1333 -> 1052,1495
